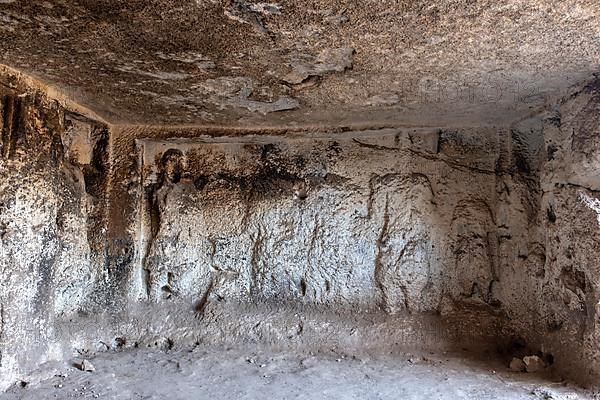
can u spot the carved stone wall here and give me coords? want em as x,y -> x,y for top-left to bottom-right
131,129 -> 501,314
0,71 -> 599,389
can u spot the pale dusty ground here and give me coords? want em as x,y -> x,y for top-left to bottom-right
1,346 -> 596,400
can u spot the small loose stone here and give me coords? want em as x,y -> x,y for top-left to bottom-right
79,359 -> 95,372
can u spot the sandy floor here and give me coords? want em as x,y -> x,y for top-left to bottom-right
1,346 -> 596,400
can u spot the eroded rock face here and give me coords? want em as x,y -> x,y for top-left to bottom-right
0,0 -> 598,126
0,90 -> 105,387
0,70 -> 599,389
534,80 -> 600,380
133,130 -> 502,316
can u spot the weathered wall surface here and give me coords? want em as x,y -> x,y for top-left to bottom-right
0,81 -> 110,389
511,79 -> 600,384
133,130 -> 502,314
92,79 -> 600,385
456,77 -> 600,385
0,70 -> 599,389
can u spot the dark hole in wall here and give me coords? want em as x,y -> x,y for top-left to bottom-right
82,126 -> 110,195
547,205 -> 557,223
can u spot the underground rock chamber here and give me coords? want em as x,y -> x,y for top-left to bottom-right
0,68 -> 599,399
0,0 -> 598,394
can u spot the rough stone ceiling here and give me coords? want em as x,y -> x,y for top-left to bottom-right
0,0 -> 598,128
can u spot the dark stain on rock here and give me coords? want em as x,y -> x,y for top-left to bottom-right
547,205 -> 557,223
546,143 -> 558,161
82,126 -> 110,195
1,95 -> 22,159
194,164 -> 306,201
